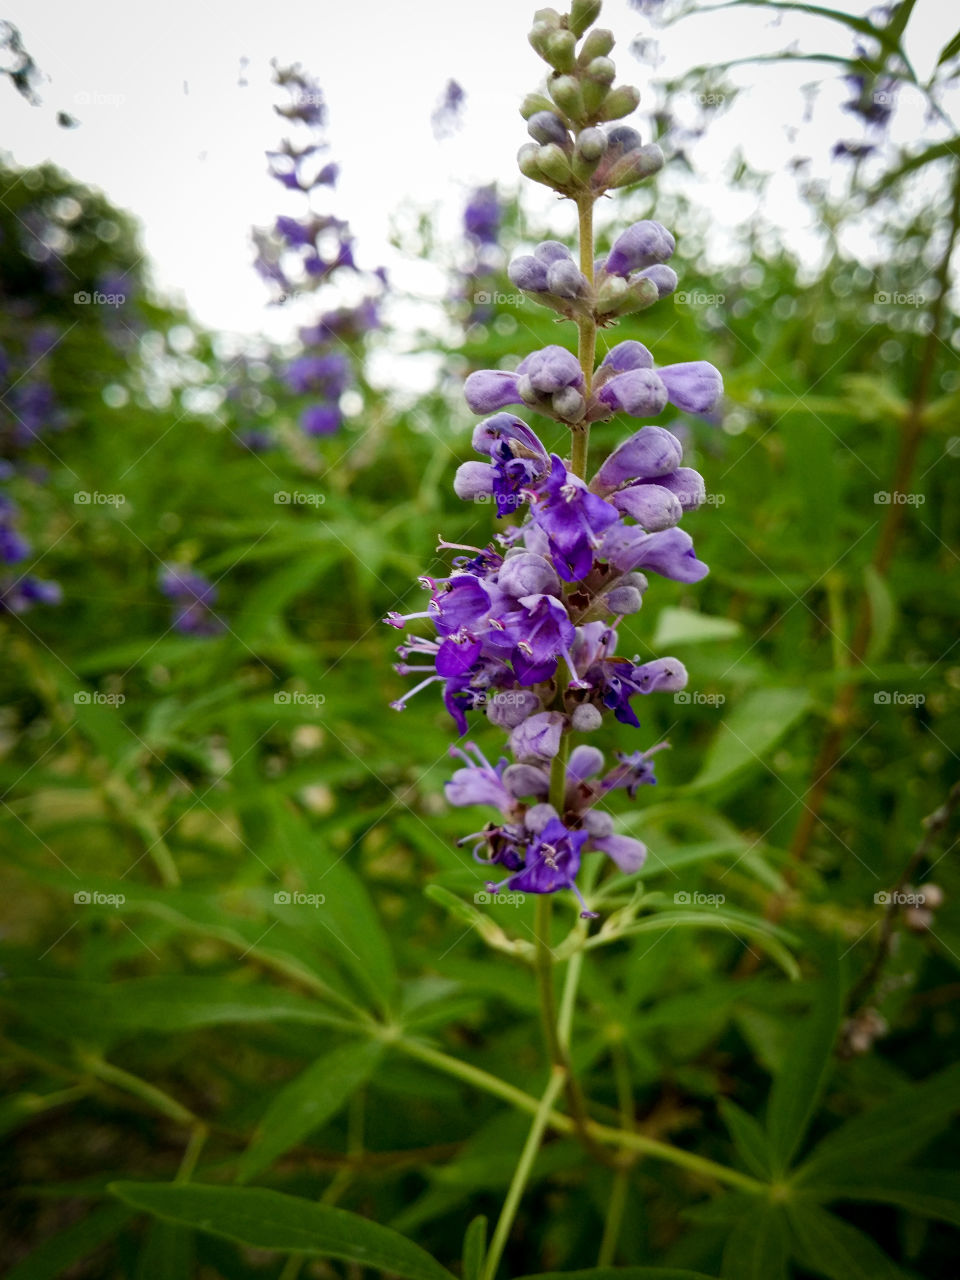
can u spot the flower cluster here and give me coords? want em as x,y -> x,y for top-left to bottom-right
385,1 -> 722,914
158,564 -> 224,637
253,63 -> 386,440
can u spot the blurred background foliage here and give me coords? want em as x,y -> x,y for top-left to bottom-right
1,2 -> 960,1278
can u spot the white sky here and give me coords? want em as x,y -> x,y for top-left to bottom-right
2,0 -> 957,340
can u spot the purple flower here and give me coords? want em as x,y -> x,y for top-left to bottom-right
657,362 -> 723,415
301,404 -> 342,436
509,711 -> 565,762
592,426 -> 684,492
464,185 -> 501,246
159,564 -> 225,637
601,526 -> 709,583
499,817 -> 588,896
445,742 -> 513,810
604,220 -> 675,277
530,456 -> 620,581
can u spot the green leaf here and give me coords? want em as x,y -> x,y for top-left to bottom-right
766,959 -> 842,1171
236,1039 -> 382,1183
687,688 -> 812,793
795,1061 -> 960,1184
0,977 -> 352,1042
514,1270 -> 721,1280
651,606 -> 741,648
109,1183 -> 455,1280
135,1221 -> 194,1280
721,1204 -> 790,1279
809,1170 -> 960,1228
863,565 -> 897,664
5,1204 -> 132,1280
718,1099 -> 775,1179
462,1215 -> 487,1280
786,1202 -> 910,1280
937,28 -> 960,65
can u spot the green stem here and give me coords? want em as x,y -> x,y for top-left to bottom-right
571,195 -> 597,481
175,1124 -> 208,1183
482,1067 -> 567,1280
557,948 -> 583,1052
78,1049 -> 197,1126
393,1036 -> 763,1194
534,896 -> 563,1068
598,1041 -> 634,1266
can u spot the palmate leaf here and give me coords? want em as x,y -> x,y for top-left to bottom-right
109,1183 -> 455,1280
514,1270 -> 721,1280
808,1170 -> 960,1228
717,1099 -> 775,1180
236,1038 -> 383,1183
765,953 -> 842,1172
721,1203 -> 790,1280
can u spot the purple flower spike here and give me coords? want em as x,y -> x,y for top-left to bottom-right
593,426 -> 684,493
602,526 -> 709,583
658,361 -> 724,415
597,368 -> 668,419
464,370 -> 522,414
301,404 -> 341,436
509,710 -> 565,762
604,220 -> 676,277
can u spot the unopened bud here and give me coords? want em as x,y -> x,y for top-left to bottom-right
571,703 -> 603,732
606,584 -> 644,614
520,92 -> 557,120
528,110 -> 570,147
578,27 -> 615,63
598,84 -> 641,121
517,143 -> 543,181
537,142 -> 573,187
546,258 -> 589,299
529,16 -> 561,58
582,56 -> 617,113
605,143 -> 664,188
552,386 -> 586,420
545,29 -> 577,73
549,74 -> 586,121
569,0 -> 603,38
576,126 -> 607,161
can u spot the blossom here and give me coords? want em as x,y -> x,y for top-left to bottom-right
159,564 -> 225,637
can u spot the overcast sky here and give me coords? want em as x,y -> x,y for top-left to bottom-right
3,0 -> 957,340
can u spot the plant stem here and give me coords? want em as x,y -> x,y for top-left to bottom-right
175,1124 -> 208,1183
482,1067 -> 567,1280
572,193 -> 597,480
598,1041 -> 635,1266
394,1036 -> 763,1194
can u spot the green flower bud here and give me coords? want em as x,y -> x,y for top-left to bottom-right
582,56 -> 616,114
597,84 -> 641,121
520,92 -> 557,120
545,29 -> 577,73
578,27 -> 615,64
597,274 -> 660,316
537,143 -> 573,187
605,142 -> 664,188
576,126 -> 607,161
533,6 -> 562,21
517,143 -> 543,181
528,18 -> 559,58
569,0 -> 603,38
549,74 -> 586,121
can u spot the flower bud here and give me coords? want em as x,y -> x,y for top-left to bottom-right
597,84 -> 641,121
571,702 -> 603,732
596,368 -> 668,418
525,802 -> 560,833
598,340 -> 654,374
552,385 -> 586,421
520,92 -> 556,120
606,143 -> 664,188
659,362 -> 723,414
510,710 -> 566,762
590,832 -> 647,872
453,460 -> 495,501
464,370 -> 522,414
635,264 -> 678,299
605,583 -> 644,613
502,762 -> 550,797
576,126 -> 607,162
528,11 -> 562,58
578,27 -> 615,63
610,482 -> 684,530
534,240 -> 573,264
582,56 -> 616,114
583,809 -> 614,837
537,143 -> 574,187
517,143 -> 542,181
653,467 -> 706,512
596,274 -> 659,317
546,258 -> 589,299
509,254 -> 550,293
528,110 -> 570,147
497,552 -> 561,598
545,29 -> 577,73
631,657 -> 688,692
568,744 -> 605,780
569,0 -> 603,37
549,75 -> 586,121
487,689 -> 543,730
605,220 -> 675,277
593,426 -> 684,491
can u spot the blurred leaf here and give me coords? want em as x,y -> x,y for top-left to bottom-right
236,1039 -> 382,1183
109,1183 -> 455,1280
721,1204 -> 790,1279
786,1201 -> 910,1280
462,1215 -> 487,1280
808,1170 -> 960,1227
718,1099 -> 775,1179
687,688 -> 813,793
651,606 -> 741,648
863,565 -> 897,665
6,1204 -> 132,1280
135,1221 -> 193,1280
